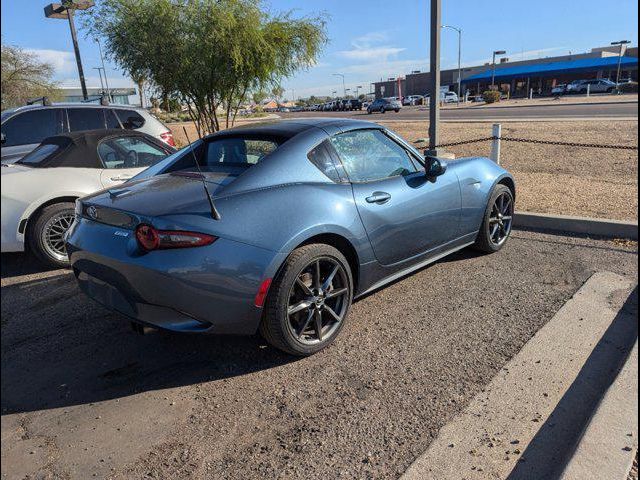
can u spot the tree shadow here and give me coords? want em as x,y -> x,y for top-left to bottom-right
1,272 -> 295,415
1,252 -> 61,280
506,286 -> 638,480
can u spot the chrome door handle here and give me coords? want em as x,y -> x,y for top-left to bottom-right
365,192 -> 391,204
110,175 -> 132,181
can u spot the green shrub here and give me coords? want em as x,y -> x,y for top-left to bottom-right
618,82 -> 638,93
482,90 -> 501,104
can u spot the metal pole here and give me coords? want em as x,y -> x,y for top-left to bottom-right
96,39 -> 112,101
587,83 -> 590,97
457,29 -> 462,103
427,0 -> 441,155
93,67 -> 105,93
67,9 -> 88,100
491,52 -> 496,88
616,43 -> 624,85
491,123 -> 502,164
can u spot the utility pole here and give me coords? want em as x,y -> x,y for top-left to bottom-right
333,73 -> 346,97
96,38 -> 112,101
611,40 -> 631,86
491,50 -> 506,88
93,66 -> 105,94
442,25 -> 462,104
426,0 -> 442,156
44,1 -> 95,101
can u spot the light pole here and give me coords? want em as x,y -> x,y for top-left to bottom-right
427,0 -> 442,156
95,38 -> 112,102
355,85 -> 362,98
44,1 -> 95,101
611,40 -> 631,85
333,73 -> 346,97
93,67 -> 105,94
491,50 -> 506,89
442,25 -> 462,103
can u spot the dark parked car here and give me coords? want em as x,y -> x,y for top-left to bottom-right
343,99 -> 362,111
67,119 -> 515,356
367,98 -> 402,114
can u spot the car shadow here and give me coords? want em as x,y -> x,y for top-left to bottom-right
1,271 -> 296,415
1,252 -> 61,280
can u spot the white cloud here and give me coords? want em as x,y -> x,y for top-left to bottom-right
462,46 -> 567,68
26,48 -> 77,75
58,76 -> 135,89
337,30 -> 405,63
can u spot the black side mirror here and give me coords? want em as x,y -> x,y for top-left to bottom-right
425,156 -> 447,177
1,133 -> 6,145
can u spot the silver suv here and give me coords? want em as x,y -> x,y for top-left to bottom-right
1,103 -> 174,164
566,79 -> 617,94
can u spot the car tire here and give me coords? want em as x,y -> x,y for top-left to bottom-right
606,87 -> 614,93
27,202 -> 76,268
259,243 -> 354,356
380,107 -> 386,114
473,184 -> 514,254
367,108 -> 372,114
394,109 -> 400,113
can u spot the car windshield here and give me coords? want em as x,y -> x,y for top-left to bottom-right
16,143 -> 61,166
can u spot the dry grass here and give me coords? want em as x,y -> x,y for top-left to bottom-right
168,120 -> 639,221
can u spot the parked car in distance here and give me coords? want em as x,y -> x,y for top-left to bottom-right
441,91 -> 459,103
402,95 -> 424,106
566,78 -> 617,94
367,98 -> 402,114
1,129 -> 175,267
1,103 -> 174,164
66,118 -> 515,356
551,84 -> 567,95
342,99 -> 362,111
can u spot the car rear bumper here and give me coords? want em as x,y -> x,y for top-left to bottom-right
67,217 -> 284,335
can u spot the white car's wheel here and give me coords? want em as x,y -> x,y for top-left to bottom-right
28,202 -> 75,268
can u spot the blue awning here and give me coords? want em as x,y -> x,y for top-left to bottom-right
462,56 -> 638,83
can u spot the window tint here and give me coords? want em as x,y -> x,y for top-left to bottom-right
329,129 -> 418,182
17,143 -> 61,165
307,141 -> 341,182
115,109 -> 145,129
1,109 -> 63,147
98,136 -> 169,169
105,109 -> 122,129
204,138 -> 278,167
68,108 -> 105,131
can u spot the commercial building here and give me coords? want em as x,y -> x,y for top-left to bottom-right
373,45 -> 638,98
59,87 -> 137,104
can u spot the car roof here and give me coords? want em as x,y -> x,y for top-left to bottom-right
205,118 -> 384,140
2,103 -> 146,117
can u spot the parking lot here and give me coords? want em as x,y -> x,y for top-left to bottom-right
1,230 -> 637,479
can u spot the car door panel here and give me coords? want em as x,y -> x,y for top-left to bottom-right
352,170 -> 461,266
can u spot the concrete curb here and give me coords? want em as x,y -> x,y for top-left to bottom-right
430,98 -> 639,112
514,211 -> 639,240
400,272 -> 638,480
560,340 -> 638,480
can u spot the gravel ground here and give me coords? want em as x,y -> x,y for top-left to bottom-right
1,231 -> 637,479
169,120 -> 638,221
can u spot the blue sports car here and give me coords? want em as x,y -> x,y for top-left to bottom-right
66,119 -> 515,356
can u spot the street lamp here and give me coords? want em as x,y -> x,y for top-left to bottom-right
491,50 -> 507,88
442,25 -> 462,103
95,38 -> 112,102
355,85 -> 362,98
93,67 -> 105,94
332,73 -> 346,97
611,40 -> 631,85
44,1 -> 95,101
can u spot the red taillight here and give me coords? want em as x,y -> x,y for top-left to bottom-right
160,131 -> 175,147
135,224 -> 216,251
254,278 -> 272,307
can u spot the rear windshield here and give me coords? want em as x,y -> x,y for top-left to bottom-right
17,143 -> 62,166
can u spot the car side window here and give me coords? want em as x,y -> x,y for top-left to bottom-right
67,108 -> 106,131
98,136 -> 169,169
1,109 -> 64,147
329,129 -> 418,183
307,140 -> 341,183
115,110 -> 146,129
105,109 -> 122,129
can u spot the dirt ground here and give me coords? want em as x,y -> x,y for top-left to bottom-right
438,93 -> 638,109
169,119 -> 638,221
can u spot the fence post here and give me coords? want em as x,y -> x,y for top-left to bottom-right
587,84 -> 590,97
491,123 -> 502,164
529,88 -> 533,100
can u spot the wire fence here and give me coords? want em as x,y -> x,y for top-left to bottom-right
438,135 -> 639,150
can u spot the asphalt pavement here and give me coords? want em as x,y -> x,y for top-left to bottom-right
280,101 -> 638,121
1,231 -> 637,479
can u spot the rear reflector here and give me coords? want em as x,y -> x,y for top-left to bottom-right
135,224 -> 216,251
254,278 -> 272,307
160,131 -> 176,147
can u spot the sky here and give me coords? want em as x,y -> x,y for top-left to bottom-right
1,0 -> 638,101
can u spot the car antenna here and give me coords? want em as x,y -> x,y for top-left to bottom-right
182,126 -> 221,220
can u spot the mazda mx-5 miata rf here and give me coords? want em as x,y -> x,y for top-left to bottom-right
66,118 -> 515,356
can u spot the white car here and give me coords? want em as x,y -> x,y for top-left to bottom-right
1,129 -> 175,267
402,95 -> 424,106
